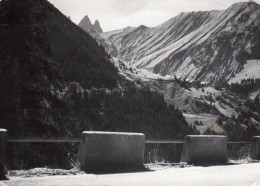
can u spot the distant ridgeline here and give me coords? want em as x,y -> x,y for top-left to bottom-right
0,0 -> 196,169
77,1 -> 260,144
98,2 -> 260,85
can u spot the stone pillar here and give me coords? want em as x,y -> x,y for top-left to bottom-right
78,131 -> 145,173
0,129 -> 7,180
181,135 -> 227,164
251,136 -> 260,159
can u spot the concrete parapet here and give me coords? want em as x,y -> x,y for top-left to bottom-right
79,131 -> 145,173
0,129 -> 7,179
181,135 -> 227,164
251,136 -> 260,159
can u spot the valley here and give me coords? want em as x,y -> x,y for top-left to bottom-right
78,1 -> 260,139
0,0 -> 259,171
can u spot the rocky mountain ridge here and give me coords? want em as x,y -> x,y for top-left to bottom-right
100,2 -> 260,84
78,2 -> 260,139
78,15 -> 103,33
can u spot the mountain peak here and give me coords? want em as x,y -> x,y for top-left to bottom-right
82,15 -> 91,22
102,1 -> 260,84
93,20 -> 103,33
226,1 -> 260,12
78,15 -> 103,33
78,15 -> 93,31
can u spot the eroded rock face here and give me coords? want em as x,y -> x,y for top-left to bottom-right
101,2 -> 260,84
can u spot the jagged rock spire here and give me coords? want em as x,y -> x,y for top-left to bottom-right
93,20 -> 103,33
78,15 -> 103,33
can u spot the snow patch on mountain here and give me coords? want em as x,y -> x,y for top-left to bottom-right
228,59 -> 260,84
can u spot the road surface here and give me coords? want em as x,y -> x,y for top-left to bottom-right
1,163 -> 260,186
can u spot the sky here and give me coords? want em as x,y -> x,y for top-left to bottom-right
48,0 -> 259,32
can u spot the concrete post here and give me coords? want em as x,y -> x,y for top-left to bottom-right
251,136 -> 260,159
78,131 -> 145,173
181,135 -> 227,164
0,129 -> 7,179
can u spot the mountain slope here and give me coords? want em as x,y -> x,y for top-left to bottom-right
102,2 -> 260,84
0,0 -> 119,136
0,0 -> 119,168
77,2 -> 260,142
78,15 -> 118,56
0,0 -> 196,169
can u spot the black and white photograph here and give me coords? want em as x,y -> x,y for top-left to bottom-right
0,0 -> 260,185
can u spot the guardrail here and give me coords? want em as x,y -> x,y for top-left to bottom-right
7,138 -> 82,143
227,141 -> 252,144
6,138 -> 253,144
0,129 -> 259,177
145,140 -> 185,144
7,139 -> 186,144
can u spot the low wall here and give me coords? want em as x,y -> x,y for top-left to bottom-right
252,136 -> 260,159
0,129 -> 7,179
181,135 -> 227,164
78,131 -> 145,173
